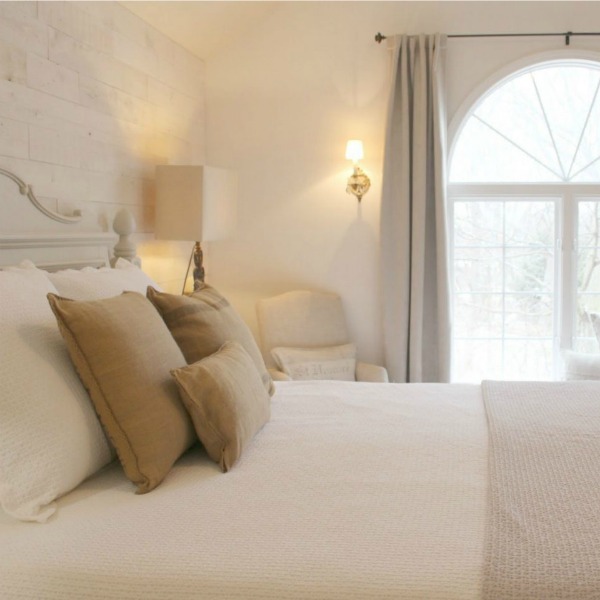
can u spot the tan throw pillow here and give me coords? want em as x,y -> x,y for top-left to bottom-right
271,343 -> 357,381
171,341 -> 271,472
147,285 -> 274,396
47,292 -> 195,494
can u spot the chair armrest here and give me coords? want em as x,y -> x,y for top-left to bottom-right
268,368 -> 292,382
356,362 -> 389,383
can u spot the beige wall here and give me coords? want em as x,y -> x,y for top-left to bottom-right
205,1 -> 600,363
0,1 -> 206,292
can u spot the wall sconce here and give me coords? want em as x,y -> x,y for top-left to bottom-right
345,140 -> 371,202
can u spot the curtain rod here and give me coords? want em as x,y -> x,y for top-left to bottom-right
374,31 -> 600,46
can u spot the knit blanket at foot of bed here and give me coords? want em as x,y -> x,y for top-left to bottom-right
482,380 -> 600,600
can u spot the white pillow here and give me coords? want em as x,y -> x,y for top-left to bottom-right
563,350 -> 600,381
48,258 -> 161,300
0,268 -> 113,522
271,343 -> 357,381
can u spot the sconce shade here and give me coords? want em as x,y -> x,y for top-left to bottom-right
345,140 -> 364,162
155,165 -> 237,242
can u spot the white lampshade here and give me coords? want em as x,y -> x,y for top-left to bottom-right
155,165 -> 237,242
345,140 -> 364,162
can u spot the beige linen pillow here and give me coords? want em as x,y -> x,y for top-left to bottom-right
147,286 -> 274,395
48,292 -> 195,493
271,343 -> 357,381
171,341 -> 271,473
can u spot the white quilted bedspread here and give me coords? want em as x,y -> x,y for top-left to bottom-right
0,382 -> 487,600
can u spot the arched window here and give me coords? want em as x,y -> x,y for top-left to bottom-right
449,60 -> 600,382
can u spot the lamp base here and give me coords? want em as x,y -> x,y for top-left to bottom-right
192,241 -> 205,290
182,241 -> 205,294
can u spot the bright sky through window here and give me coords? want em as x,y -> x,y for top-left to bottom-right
452,65 -> 600,183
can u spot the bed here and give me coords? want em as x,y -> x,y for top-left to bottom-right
1,168 -> 600,600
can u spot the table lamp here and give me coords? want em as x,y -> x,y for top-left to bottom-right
155,165 -> 236,293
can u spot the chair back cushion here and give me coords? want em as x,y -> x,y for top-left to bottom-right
256,291 -> 349,368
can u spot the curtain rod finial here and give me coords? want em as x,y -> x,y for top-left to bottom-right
375,32 -> 386,44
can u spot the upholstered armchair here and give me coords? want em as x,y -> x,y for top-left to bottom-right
256,290 -> 388,383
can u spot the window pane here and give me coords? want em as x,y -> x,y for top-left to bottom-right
474,72 -> 561,176
454,201 -> 503,246
454,294 -> 503,337
453,340 -> 503,382
449,62 -> 600,183
504,201 -> 554,247
503,340 -> 553,380
454,248 -> 503,293
505,248 -> 554,292
451,117 -> 562,182
573,337 -> 600,354
452,198 -> 556,382
450,62 -> 600,381
575,295 -> 600,349
532,66 -> 600,175
504,294 -> 553,338
577,201 -> 600,250
573,200 -> 600,353
571,159 -> 600,182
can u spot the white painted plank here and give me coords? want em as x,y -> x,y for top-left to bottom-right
27,54 -> 79,103
148,78 -> 202,120
157,54 -> 205,98
112,30 -> 159,75
29,124 -> 82,169
0,4 -> 48,57
0,2 -> 37,20
86,171 -> 148,205
38,1 -> 113,54
0,79 -> 86,129
79,137 -> 120,173
0,116 -> 28,159
81,2 -> 148,49
0,39 -> 26,85
49,29 -> 148,101
79,74 -> 151,126
0,0 -> 207,280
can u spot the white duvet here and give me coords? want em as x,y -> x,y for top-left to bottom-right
0,382 -> 487,600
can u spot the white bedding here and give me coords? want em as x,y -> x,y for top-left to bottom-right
0,381 -> 487,600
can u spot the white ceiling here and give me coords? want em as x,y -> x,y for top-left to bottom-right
121,1 -> 280,60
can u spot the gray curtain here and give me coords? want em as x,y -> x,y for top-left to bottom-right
380,33 -> 451,383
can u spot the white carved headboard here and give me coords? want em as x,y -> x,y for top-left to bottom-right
0,168 -> 137,270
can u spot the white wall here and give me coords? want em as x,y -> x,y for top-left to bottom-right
0,1 -> 206,292
206,1 -> 600,363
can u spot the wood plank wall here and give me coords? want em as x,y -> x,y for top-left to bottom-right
0,1 -> 205,291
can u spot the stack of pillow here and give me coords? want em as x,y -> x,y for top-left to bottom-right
0,259 -> 272,523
